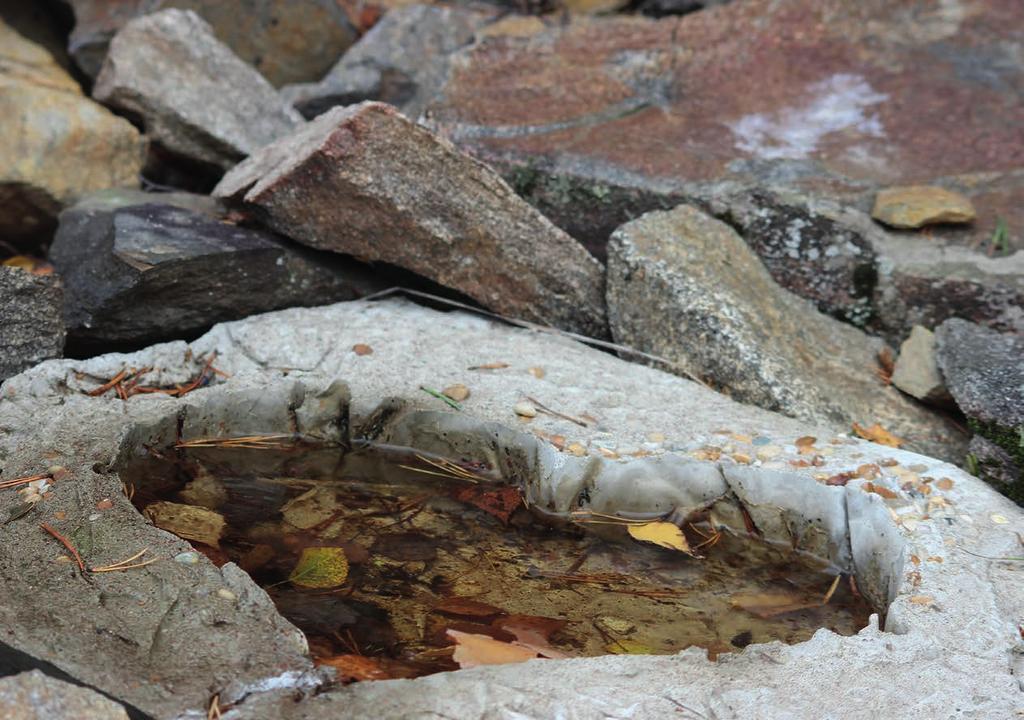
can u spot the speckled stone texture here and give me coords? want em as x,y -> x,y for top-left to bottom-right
0,266 -> 64,381
0,671 -> 129,720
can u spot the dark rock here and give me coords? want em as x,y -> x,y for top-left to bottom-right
606,204 -> 965,462
0,266 -> 64,381
66,0 -> 356,86
283,4 -> 496,121
213,102 -> 607,338
0,16 -> 145,249
0,670 -> 129,720
425,1 -> 1024,332
49,189 -> 380,351
93,9 -> 303,170
935,319 -> 1023,501
632,0 -> 731,18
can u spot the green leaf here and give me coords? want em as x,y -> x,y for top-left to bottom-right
288,547 -> 349,589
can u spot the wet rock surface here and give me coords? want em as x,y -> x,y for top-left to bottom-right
0,266 -> 64,381
66,0 -> 356,86
606,205 -> 964,462
283,5 -> 496,121
93,9 -> 303,171
49,189 -> 379,352
214,102 -> 607,337
0,16 -> 145,248
0,671 -> 129,720
0,300 -> 1019,719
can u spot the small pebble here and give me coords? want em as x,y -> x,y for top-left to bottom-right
174,551 -> 200,565
88,512 -> 101,521
217,588 -> 237,601
513,401 -> 537,418
567,442 -> 587,456
647,432 -> 666,443
442,384 -> 470,402
352,343 -> 373,356
752,436 -> 772,446
528,367 -> 545,379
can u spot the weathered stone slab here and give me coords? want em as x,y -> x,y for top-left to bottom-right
94,9 -> 303,170
214,102 -> 607,337
891,325 -> 951,406
935,318 -> 1023,501
66,0 -> 356,86
0,671 -> 128,720
872,185 -> 976,229
0,266 -> 64,381
606,204 -> 964,462
49,189 -> 379,350
283,5 -> 496,121
0,298 -> 1019,719
0,18 -> 145,247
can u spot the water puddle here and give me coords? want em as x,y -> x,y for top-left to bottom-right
121,439 -> 872,682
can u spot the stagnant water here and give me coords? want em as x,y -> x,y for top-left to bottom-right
121,439 -> 872,681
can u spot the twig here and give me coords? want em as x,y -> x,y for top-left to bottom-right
822,574 -> 841,604
85,369 -> 128,396
40,523 -> 84,572
207,693 -> 222,720
175,433 -> 295,450
0,473 -> 50,490
90,548 -> 160,573
419,386 -> 462,410
524,395 -> 590,428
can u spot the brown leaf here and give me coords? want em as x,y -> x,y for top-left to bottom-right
855,463 -> 881,479
493,614 -> 566,646
352,344 -> 373,356
731,591 -> 821,619
851,422 -> 904,448
936,477 -> 954,491
863,482 -> 898,500
144,501 -> 225,547
434,597 -> 506,619
452,485 -> 522,524
447,630 -> 539,668
794,436 -> 817,447
316,654 -> 391,682
825,472 -> 855,487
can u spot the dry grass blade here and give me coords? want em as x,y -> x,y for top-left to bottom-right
40,522 -> 84,572
175,433 -> 295,450
90,548 -> 160,573
524,395 -> 591,428
570,510 -> 649,526
400,453 -> 484,483
207,694 -> 222,720
822,574 -> 841,604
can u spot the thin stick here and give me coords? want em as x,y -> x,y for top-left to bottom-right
90,559 -> 160,573
419,386 -> 462,410
86,369 -> 128,396
40,523 -> 84,572
0,473 -> 49,490
822,574 -> 841,604
525,395 -> 590,428
90,548 -> 147,572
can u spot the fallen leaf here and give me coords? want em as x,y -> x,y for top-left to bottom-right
936,477 -> 954,491
794,436 -> 817,447
855,463 -> 881,479
281,486 -> 339,530
452,485 -> 522,524
825,472 -> 855,486
2,255 -> 54,275
95,498 -> 113,510
566,442 -> 587,456
144,501 -> 226,547
288,547 -> 349,589
851,422 -> 904,448
316,654 -> 391,682
731,591 -> 821,619
447,630 -> 539,668
494,614 -> 566,646
626,521 -> 693,555
434,597 -> 506,619
604,639 -> 656,655
908,595 -> 934,605
863,482 -> 898,500
352,344 -> 373,356
442,384 -> 470,402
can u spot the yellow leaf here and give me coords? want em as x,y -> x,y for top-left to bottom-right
626,521 -> 692,555
605,639 -> 655,655
851,422 -> 904,448
288,547 -> 348,589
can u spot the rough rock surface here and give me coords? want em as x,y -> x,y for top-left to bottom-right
0,266 -> 64,381
93,9 -> 303,170
66,0 -> 356,86
606,205 -> 964,462
0,299 -> 1020,719
935,319 -> 1023,500
49,189 -> 379,351
891,325 -> 951,406
871,185 -> 976,229
214,102 -> 607,337
0,671 -> 129,720
0,18 -> 145,247
283,5 -> 495,121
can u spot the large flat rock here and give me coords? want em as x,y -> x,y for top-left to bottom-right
214,102 -> 607,338
0,299 -> 1020,719
93,9 -> 303,171
425,0 -> 1024,336
0,671 -> 128,720
606,204 -> 965,463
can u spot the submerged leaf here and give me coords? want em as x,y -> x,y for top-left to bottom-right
288,547 -> 349,589
731,591 -> 821,619
316,654 -> 390,682
144,501 -> 225,547
435,597 -> 506,619
447,630 -> 539,668
626,521 -> 693,555
851,422 -> 904,448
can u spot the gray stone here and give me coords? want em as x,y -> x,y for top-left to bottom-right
935,318 -> 1024,501
0,17 -> 145,247
214,102 -> 607,338
93,9 -> 303,170
0,671 -> 128,720
606,204 -> 964,462
283,5 -> 495,121
66,0 -> 357,87
0,266 -> 64,381
0,298 -> 1019,719
891,325 -> 952,406
49,189 -> 379,350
